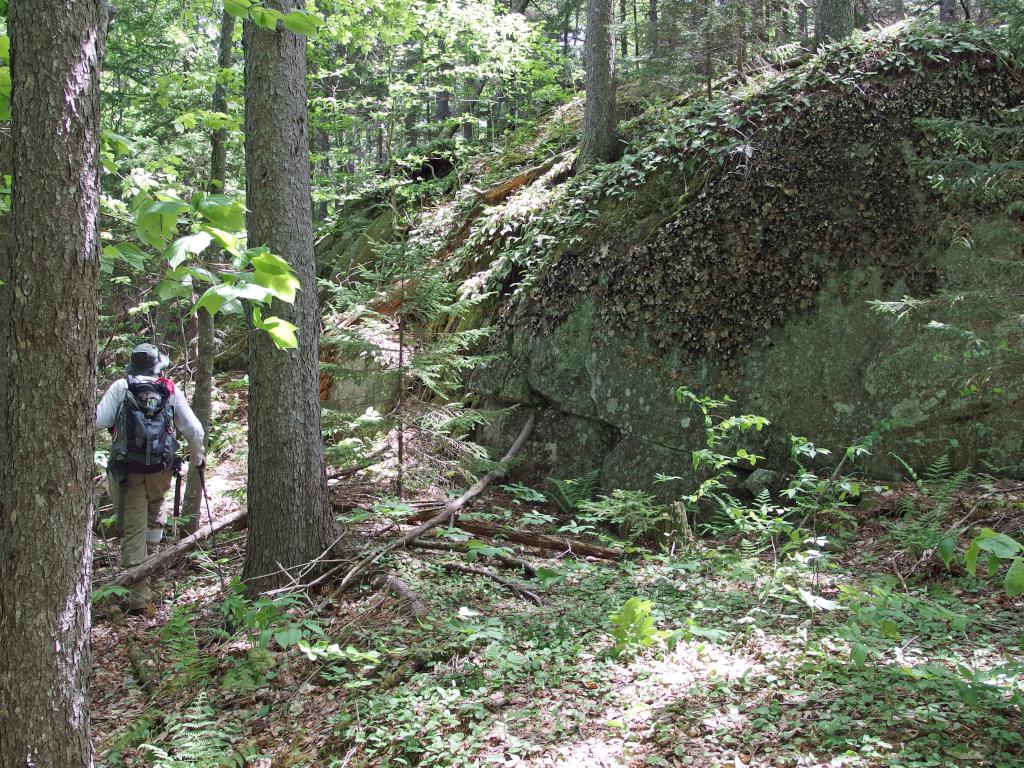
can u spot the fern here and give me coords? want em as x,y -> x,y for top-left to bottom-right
143,693 -> 256,768
545,470 -> 600,515
161,606 -> 216,687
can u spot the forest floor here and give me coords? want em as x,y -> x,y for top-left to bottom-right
88,385 -> 1024,768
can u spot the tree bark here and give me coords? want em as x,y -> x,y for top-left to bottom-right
0,1 -> 105,766
579,0 -> 618,167
312,127 -> 330,222
241,0 -> 338,594
815,0 -> 854,45
939,0 -> 957,23
209,9 -> 235,191
619,0 -> 628,58
182,6 -> 233,533
647,0 -> 658,56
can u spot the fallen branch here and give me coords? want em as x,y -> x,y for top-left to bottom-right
326,446 -> 388,480
96,508 -> 247,588
441,562 -> 542,605
330,414 -> 536,593
375,573 -> 428,620
409,539 -> 538,577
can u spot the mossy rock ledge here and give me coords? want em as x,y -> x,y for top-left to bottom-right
471,30 -> 1024,494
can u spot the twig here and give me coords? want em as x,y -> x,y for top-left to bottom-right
440,562 -> 542,605
326,447 -> 388,480
274,415 -> 536,597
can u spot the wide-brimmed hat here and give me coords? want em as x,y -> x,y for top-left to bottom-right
125,343 -> 171,375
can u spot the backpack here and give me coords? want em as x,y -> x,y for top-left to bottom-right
110,376 -> 179,474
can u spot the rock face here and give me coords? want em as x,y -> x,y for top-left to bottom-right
473,33 -> 1024,493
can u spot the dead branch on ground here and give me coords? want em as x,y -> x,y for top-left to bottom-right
440,562 -> 542,605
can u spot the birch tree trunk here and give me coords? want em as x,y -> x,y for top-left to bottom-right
0,1 -> 106,765
241,0 -> 338,594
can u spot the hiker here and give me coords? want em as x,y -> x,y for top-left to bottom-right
95,343 -> 206,615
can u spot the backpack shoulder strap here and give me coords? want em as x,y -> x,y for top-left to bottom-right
156,376 -> 176,396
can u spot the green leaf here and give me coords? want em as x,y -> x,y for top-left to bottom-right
965,539 -> 980,576
281,9 -> 324,37
136,199 -> 189,249
937,535 -> 957,568
274,627 -> 303,648
194,283 -> 240,316
1004,558 -> 1024,597
0,35 -> 9,63
249,249 -> 292,275
224,0 -> 252,18
252,307 -> 298,350
198,224 -> 241,257
988,553 -> 1001,579
164,231 -> 213,269
851,642 -> 869,668
103,243 -> 148,272
101,130 -> 134,156
193,194 -> 245,231
880,618 -> 900,640
253,267 -> 299,303
974,530 -> 1022,559
251,6 -> 284,30
155,278 -> 192,302
0,67 -> 11,120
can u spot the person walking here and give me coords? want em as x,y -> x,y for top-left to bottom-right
95,343 -> 206,616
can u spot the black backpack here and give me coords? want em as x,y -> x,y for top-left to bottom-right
110,376 -> 178,474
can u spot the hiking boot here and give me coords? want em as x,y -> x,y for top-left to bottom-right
127,602 -> 156,619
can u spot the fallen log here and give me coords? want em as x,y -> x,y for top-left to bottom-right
440,562 -> 542,606
448,519 -> 620,560
96,508 -> 247,588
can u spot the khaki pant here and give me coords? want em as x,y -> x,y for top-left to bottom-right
108,469 -> 172,608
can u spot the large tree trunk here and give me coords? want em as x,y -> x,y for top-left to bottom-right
579,0 -> 617,168
183,7 -> 234,533
0,1 -> 105,766
241,0 -> 338,594
939,0 -> 957,23
815,0 -> 854,44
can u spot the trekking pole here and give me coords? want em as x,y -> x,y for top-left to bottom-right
171,458 -> 183,542
197,463 -> 227,591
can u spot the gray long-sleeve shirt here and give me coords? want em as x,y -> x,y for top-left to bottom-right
95,377 -> 206,463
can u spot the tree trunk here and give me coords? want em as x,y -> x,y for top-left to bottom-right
815,0 -> 854,44
619,0 -> 627,58
209,9 -> 235,191
241,0 -> 338,594
182,6 -> 234,533
579,0 -> 617,167
312,127 -> 330,222
0,1 -> 105,766
647,0 -> 658,56
939,0 -> 957,23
